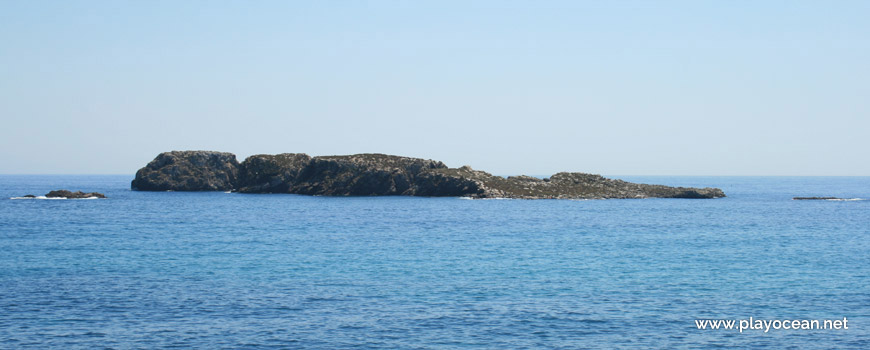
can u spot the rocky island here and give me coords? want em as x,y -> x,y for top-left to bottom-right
18,190 -> 107,199
131,151 -> 725,199
46,190 -> 107,199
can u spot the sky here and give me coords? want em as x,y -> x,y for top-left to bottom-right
1,1 -> 868,176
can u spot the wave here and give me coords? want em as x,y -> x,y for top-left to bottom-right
825,198 -> 864,201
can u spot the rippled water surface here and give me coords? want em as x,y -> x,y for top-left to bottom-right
1,175 -> 868,349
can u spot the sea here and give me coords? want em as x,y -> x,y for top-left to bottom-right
1,175 -> 868,349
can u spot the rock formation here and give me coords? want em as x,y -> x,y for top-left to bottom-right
237,153 -> 312,193
131,151 -> 726,199
288,154 -> 448,196
44,190 -> 106,199
130,151 -> 239,191
416,167 -> 724,199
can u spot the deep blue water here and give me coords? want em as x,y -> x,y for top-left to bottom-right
1,175 -> 868,349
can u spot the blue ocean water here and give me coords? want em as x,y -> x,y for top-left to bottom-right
0,175 -> 868,349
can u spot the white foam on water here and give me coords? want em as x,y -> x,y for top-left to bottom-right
825,198 -> 864,201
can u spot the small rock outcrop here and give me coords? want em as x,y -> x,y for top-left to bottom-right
130,151 -> 239,191
131,151 -> 726,199
45,190 -> 106,199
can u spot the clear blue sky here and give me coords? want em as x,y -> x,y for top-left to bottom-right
1,1 -> 868,175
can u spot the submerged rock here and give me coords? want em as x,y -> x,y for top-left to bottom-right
793,197 -> 840,200
45,190 -> 106,199
131,151 -> 726,199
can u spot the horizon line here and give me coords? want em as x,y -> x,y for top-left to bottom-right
2,173 -> 870,178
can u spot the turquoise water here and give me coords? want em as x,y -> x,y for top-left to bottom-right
1,175 -> 868,349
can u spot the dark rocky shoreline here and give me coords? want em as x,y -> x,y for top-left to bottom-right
131,151 -> 726,199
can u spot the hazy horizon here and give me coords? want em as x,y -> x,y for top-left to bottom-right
2,1 -> 869,176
